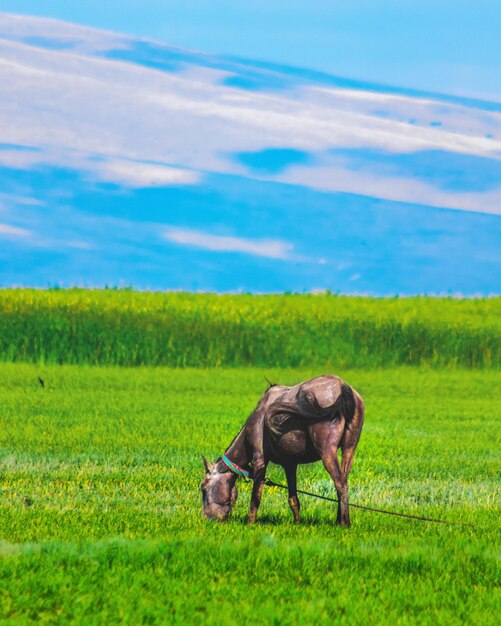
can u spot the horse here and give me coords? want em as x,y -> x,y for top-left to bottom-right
201,374 -> 365,526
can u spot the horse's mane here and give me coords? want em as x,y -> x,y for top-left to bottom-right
264,376 -> 277,390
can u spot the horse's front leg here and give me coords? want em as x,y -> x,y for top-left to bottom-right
284,463 -> 300,524
246,457 -> 268,524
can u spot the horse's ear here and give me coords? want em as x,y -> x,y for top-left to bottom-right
201,455 -> 210,473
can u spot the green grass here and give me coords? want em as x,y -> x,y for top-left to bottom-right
1,364 -> 499,625
1,289 -> 500,367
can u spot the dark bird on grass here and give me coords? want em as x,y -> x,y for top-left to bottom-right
37,376 -> 45,388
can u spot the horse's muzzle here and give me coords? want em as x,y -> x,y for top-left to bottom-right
202,504 -> 230,521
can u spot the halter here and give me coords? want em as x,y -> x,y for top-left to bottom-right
221,454 -> 252,481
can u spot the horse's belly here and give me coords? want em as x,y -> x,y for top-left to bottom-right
276,428 -> 319,463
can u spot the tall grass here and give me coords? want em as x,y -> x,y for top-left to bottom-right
0,289 -> 499,367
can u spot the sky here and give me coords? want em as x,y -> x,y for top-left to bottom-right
0,9 -> 500,294
2,0 -> 501,102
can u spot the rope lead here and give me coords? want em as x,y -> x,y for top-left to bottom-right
264,479 -> 478,528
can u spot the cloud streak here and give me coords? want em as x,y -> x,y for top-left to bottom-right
163,226 -> 294,260
0,222 -> 32,237
0,13 -> 500,214
90,159 -> 200,187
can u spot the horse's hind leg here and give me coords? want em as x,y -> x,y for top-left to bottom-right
340,391 -> 365,479
284,464 -> 300,524
309,421 -> 350,526
322,448 -> 350,527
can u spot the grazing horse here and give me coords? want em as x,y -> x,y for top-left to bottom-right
201,374 -> 364,526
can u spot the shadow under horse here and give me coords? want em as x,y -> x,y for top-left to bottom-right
201,374 -> 365,526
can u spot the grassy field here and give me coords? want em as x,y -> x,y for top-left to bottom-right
1,289 -> 500,367
0,363 -> 499,625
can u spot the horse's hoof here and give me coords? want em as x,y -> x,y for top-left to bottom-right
336,517 -> 351,528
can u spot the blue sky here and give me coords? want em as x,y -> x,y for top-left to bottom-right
0,11 -> 500,294
2,1 -> 501,101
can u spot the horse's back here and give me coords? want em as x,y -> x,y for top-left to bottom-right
273,374 -> 345,408
262,375 -> 348,437
298,374 -> 345,408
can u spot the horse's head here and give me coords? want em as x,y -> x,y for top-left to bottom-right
201,456 -> 238,521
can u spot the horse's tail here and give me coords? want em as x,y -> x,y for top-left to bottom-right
266,382 -> 356,437
338,383 -> 357,425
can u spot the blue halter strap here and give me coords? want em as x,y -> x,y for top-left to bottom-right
221,454 -> 252,480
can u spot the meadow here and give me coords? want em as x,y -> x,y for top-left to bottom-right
0,363 -> 499,625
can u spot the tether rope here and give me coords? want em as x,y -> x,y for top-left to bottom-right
264,479 -> 478,527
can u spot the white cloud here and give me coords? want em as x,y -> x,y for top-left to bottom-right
279,164 -> 501,215
0,13 -> 500,211
0,222 -> 32,237
0,12 -> 129,54
163,227 -> 294,260
89,159 -> 200,187
0,192 -> 43,206
67,240 -> 94,250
